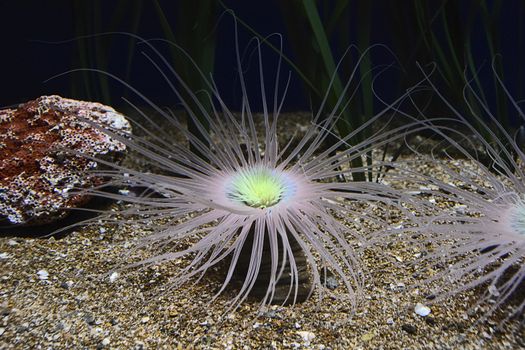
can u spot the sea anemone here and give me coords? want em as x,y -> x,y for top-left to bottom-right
390,65 -> 525,323
65,31 -> 419,312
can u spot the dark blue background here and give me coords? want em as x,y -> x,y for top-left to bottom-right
0,1 -> 523,115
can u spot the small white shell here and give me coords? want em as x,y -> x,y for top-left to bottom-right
37,269 -> 49,280
414,303 -> 431,317
297,330 -> 316,344
109,272 -> 119,283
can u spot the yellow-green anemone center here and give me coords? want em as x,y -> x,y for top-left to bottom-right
229,168 -> 285,208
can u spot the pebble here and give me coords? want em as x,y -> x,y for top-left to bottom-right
390,282 -> 405,291
261,310 -> 278,319
90,327 -> 103,337
109,272 -> 119,283
0,327 -> 4,336
17,322 -> 29,333
414,303 -> 431,317
406,190 -> 422,195
58,321 -> 71,333
37,270 -> 49,280
361,332 -> 375,341
102,337 -> 110,346
60,280 -> 74,289
297,331 -> 315,345
454,204 -> 467,214
425,317 -> 436,326
0,253 -> 10,260
7,239 -> 18,246
402,324 -> 417,335
324,276 -> 338,290
76,292 -> 89,302
84,314 -> 96,325
488,285 -> 500,297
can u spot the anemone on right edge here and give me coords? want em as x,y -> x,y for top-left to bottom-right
382,65 -> 525,327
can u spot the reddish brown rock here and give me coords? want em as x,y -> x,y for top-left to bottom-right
0,95 -> 131,225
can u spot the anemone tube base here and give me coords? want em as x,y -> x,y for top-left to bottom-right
233,225 -> 311,305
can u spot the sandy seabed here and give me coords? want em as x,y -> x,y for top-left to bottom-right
0,112 -> 524,349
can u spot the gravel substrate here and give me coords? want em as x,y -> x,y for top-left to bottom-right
1,112 -> 524,349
